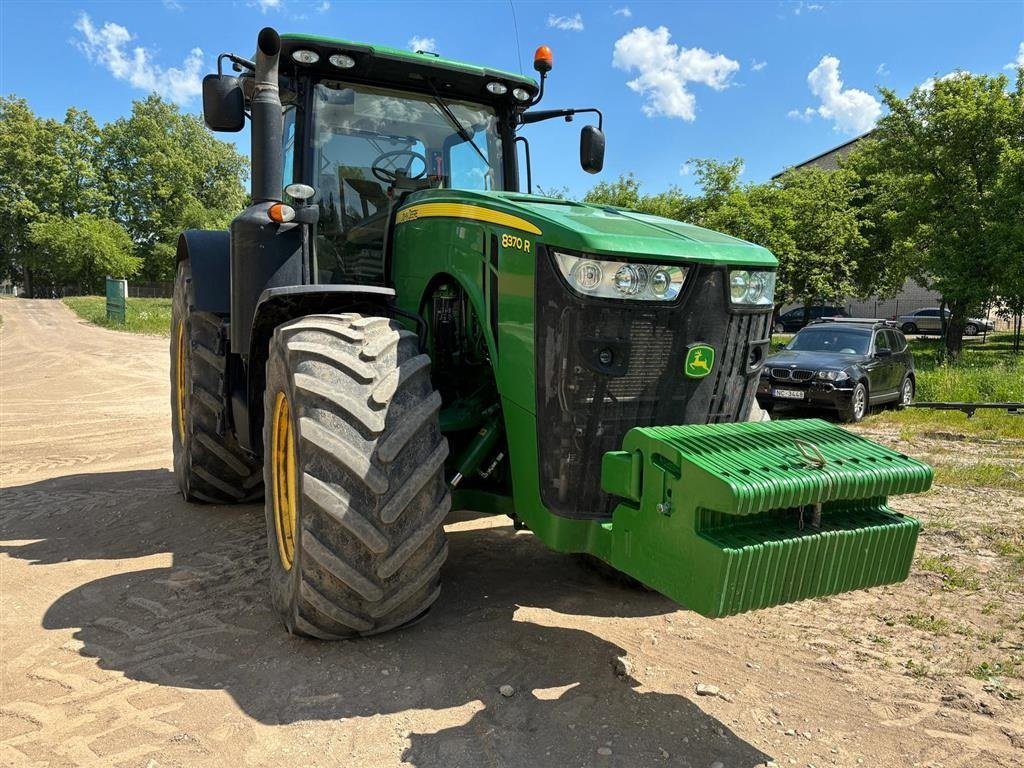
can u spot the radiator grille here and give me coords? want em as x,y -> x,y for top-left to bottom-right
535,250 -> 771,519
771,368 -> 814,381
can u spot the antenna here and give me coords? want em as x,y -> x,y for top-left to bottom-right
507,0 -> 524,74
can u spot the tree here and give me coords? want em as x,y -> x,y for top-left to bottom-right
97,95 -> 249,280
0,98 -> 108,293
1,94 -> 250,291
848,71 -> 1023,358
772,167 -> 866,312
27,214 -> 140,293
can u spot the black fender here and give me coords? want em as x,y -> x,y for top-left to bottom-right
175,230 -> 230,314
234,285 -> 398,454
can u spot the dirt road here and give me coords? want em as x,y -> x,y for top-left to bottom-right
2,299 -> 1021,767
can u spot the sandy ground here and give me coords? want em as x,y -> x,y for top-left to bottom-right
1,298 -> 1021,768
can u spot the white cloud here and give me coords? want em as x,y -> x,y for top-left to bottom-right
163,0 -> 184,10
612,26 -> 739,121
1005,42 -> 1024,70
74,13 -> 203,105
876,62 -> 889,77
613,6 -> 632,17
751,59 -> 767,71
787,107 -> 815,122
548,13 -> 584,31
408,36 -> 437,53
792,55 -> 881,133
254,0 -> 281,11
317,1 -> 331,12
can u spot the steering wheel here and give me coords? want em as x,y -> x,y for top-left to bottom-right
371,150 -> 428,183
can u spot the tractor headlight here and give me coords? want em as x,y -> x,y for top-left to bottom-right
554,251 -> 687,301
729,269 -> 776,306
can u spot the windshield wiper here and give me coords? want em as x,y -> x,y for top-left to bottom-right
426,80 -> 490,169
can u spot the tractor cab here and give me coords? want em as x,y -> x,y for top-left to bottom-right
203,34 -> 599,289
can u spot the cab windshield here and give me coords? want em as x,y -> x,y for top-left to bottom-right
786,328 -> 871,355
311,80 -> 504,284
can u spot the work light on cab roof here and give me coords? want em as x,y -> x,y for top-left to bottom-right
176,25 -> 933,645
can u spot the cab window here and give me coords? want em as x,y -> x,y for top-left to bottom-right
282,106 -> 296,189
311,81 -> 505,285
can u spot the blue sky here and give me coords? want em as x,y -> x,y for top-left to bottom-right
2,0 -> 1021,199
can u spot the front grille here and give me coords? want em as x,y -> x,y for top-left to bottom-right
535,251 -> 771,519
771,368 -> 814,381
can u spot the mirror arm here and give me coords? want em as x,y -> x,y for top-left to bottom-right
217,53 -> 256,77
520,107 -> 602,129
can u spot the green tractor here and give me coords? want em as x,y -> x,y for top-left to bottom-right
171,27 -> 932,639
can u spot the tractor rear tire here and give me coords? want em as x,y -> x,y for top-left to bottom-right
171,260 -> 263,503
263,314 -> 450,639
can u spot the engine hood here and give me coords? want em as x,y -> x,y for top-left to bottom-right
398,189 -> 777,268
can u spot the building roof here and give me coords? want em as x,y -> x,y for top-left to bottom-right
771,130 -> 875,179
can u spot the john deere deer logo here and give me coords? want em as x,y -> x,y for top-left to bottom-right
684,344 -> 715,378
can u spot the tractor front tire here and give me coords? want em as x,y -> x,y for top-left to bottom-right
171,260 -> 263,503
263,314 -> 450,639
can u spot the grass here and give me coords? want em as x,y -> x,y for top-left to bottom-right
911,334 -> 1024,402
878,407 -> 1024,440
63,296 -> 172,336
917,554 -> 981,591
905,613 -> 952,636
934,463 -> 1024,491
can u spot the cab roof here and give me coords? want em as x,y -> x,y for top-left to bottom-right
280,33 -> 539,104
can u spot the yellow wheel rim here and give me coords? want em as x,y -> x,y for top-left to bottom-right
175,319 -> 187,444
271,391 -> 298,570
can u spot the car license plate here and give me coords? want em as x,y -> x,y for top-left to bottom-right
773,388 -> 805,400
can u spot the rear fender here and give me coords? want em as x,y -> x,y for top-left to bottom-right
235,285 -> 396,453
176,230 -> 230,314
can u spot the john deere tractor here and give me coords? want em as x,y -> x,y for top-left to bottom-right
171,27 -> 932,639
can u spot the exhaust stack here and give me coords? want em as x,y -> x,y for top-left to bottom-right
251,27 -> 282,204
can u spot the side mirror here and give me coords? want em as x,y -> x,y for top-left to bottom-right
580,124 -> 605,174
875,348 -> 892,358
202,74 -> 245,132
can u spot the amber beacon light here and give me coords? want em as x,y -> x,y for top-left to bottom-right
533,45 -> 553,73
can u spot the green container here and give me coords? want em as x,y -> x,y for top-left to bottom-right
106,277 -> 127,324
601,419 -> 932,617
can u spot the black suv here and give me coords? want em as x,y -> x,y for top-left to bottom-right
772,305 -> 849,334
757,319 -> 915,422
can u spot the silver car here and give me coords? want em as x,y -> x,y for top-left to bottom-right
897,308 -> 993,336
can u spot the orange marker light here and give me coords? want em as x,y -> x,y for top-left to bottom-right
533,45 -> 553,74
268,203 -> 296,223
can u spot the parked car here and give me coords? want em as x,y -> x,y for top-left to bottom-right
757,318 -> 915,423
896,307 -> 993,336
772,305 -> 849,334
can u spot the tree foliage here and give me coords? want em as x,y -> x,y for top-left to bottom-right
846,71 -> 1024,357
98,95 -> 249,279
0,94 -> 248,292
27,214 -> 139,293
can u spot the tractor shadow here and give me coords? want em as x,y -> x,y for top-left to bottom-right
2,469 -> 772,768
